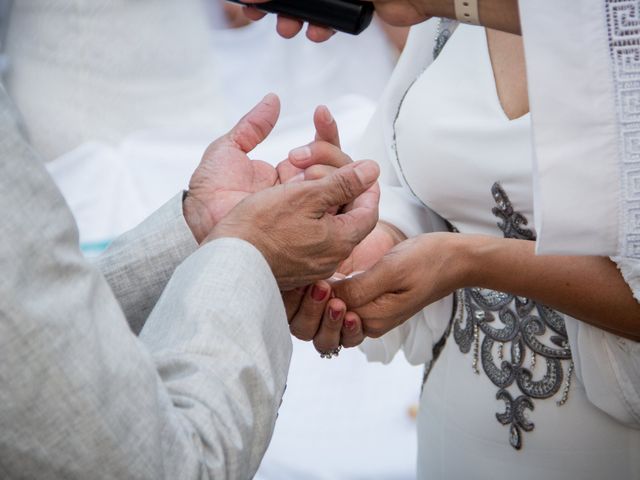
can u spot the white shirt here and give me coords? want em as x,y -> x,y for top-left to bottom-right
363,22 -> 640,479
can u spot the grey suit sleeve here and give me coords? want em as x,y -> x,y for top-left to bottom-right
94,194 -> 199,334
0,87 -> 292,480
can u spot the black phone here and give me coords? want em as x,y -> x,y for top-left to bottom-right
226,0 -> 374,35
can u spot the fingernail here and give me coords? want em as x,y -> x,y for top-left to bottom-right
344,318 -> 357,331
311,285 -> 328,302
289,146 -> 311,162
329,307 -> 343,321
354,161 -> 379,185
321,106 -> 333,124
263,92 -> 277,103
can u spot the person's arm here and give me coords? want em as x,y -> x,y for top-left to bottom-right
0,90 -> 288,479
241,0 -> 521,41
336,233 -> 640,341
93,195 -> 198,335
0,85 -> 380,478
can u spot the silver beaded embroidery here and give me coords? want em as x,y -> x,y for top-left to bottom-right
433,18 -> 456,59
452,183 -> 574,450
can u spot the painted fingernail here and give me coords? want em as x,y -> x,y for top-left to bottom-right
321,106 -> 334,124
329,307 -> 343,321
289,146 -> 311,162
344,318 -> 357,331
354,160 -> 379,184
311,285 -> 328,302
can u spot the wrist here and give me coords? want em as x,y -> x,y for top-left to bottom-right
426,233 -> 490,291
378,220 -> 407,245
453,234 -> 502,288
183,191 -> 215,244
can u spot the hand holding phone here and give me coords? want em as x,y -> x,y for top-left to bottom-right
227,0 -> 374,35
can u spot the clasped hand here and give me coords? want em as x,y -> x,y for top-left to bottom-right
184,93 -> 463,354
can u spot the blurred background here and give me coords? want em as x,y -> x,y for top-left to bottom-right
3,1 -> 421,478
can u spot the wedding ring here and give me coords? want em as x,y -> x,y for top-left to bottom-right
319,346 -> 342,359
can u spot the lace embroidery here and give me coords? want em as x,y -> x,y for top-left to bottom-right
433,18 -> 456,59
606,1 -> 640,257
452,183 -> 574,450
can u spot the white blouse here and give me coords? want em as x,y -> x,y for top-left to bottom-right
359,21 -> 640,479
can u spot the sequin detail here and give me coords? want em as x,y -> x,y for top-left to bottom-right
452,183 -> 574,450
433,18 -> 455,59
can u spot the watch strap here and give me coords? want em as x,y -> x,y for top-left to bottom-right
454,0 -> 480,25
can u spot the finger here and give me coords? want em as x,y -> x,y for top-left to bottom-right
333,259 -> 398,310
352,293 -> 417,339
283,287 -> 307,322
227,92 -> 280,153
327,185 -> 380,250
340,312 -> 365,348
313,298 -> 346,354
289,281 -> 331,341
314,105 -> 341,148
251,159 -> 279,191
276,158 -> 303,184
288,141 -> 353,170
339,179 -> 380,216
242,6 -> 267,21
307,24 -> 337,43
277,16 -> 304,38
315,160 -> 379,208
304,164 -> 335,181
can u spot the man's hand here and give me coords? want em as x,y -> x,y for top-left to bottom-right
183,93 -> 281,243
207,160 -> 381,291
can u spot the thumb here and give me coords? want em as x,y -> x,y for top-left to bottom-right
314,160 -> 380,211
333,263 -> 394,311
226,93 -> 280,153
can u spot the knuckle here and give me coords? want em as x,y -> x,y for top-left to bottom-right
289,324 -> 314,342
363,319 -> 387,339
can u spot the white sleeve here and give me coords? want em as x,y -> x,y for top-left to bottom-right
563,255 -> 640,428
565,318 -> 640,429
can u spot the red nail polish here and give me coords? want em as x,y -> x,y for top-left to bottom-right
311,285 -> 328,302
344,318 -> 356,330
329,307 -> 343,321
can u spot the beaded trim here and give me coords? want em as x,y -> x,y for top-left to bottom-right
452,183 -> 574,450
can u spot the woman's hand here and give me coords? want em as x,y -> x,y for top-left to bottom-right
334,232 -> 468,338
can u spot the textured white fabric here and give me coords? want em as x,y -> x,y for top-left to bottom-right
519,0 -> 640,258
614,256 -> 640,303
359,21 -> 640,478
3,0 -> 225,161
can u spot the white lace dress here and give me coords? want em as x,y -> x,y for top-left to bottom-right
360,22 -> 640,479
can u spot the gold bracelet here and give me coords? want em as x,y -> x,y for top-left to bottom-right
454,0 -> 480,25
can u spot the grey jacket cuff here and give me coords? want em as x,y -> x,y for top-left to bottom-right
95,192 -> 198,334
